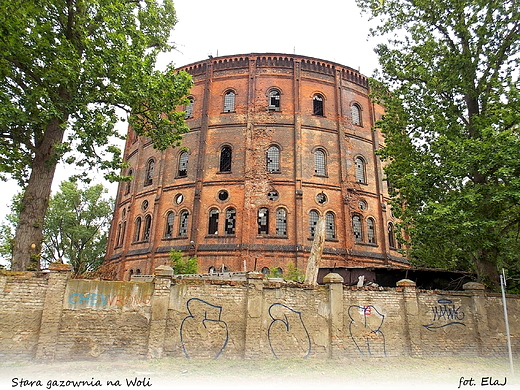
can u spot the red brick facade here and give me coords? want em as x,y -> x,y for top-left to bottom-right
105,53 -> 408,280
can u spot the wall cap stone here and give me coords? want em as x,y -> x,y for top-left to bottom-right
48,263 -> 72,272
323,273 -> 344,284
396,279 -> 416,287
246,271 -> 265,280
154,265 -> 174,276
463,282 -> 485,291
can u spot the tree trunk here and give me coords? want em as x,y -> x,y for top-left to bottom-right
474,249 -> 500,292
304,217 -> 326,285
11,118 -> 65,271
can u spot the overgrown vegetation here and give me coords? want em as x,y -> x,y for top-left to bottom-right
169,250 -> 198,274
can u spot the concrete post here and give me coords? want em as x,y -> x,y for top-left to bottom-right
147,265 -> 173,359
397,279 -> 421,357
243,271 -> 264,359
463,282 -> 487,355
324,273 -> 344,358
35,264 -> 72,361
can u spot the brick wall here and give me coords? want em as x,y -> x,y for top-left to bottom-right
0,266 -> 518,361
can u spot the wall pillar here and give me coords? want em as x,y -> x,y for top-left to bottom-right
147,265 -> 173,359
35,264 -> 71,361
324,273 -> 344,358
243,272 -> 264,359
397,279 -> 421,356
463,282 -> 487,355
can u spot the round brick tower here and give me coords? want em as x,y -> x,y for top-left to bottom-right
105,53 -> 408,280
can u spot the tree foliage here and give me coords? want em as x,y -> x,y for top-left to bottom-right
356,0 -> 520,290
169,249 -> 198,275
0,0 -> 192,271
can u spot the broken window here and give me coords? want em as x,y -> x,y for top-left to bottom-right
388,222 -> 396,248
143,215 -> 152,241
179,210 -> 189,237
258,208 -> 269,235
134,217 -> 142,242
276,208 -> 287,236
165,211 -> 175,238
225,207 -> 236,235
314,149 -> 326,176
353,215 -> 363,242
208,208 -> 219,235
144,159 -> 154,186
268,89 -> 281,111
313,94 -> 324,116
367,217 -> 376,244
309,210 -> 319,238
224,90 -> 235,112
219,146 -> 232,172
178,151 -> 188,177
351,103 -> 361,126
326,212 -> 336,240
125,169 -> 133,195
266,145 -> 280,173
185,97 -> 194,119
355,156 -> 366,184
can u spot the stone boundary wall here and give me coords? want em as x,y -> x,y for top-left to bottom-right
0,265 -> 519,361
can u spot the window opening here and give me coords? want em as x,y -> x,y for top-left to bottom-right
313,94 -> 324,116
144,160 -> 154,186
314,149 -> 326,176
316,192 -> 327,205
165,211 -> 174,238
268,89 -> 281,111
268,190 -> 279,201
353,215 -> 363,242
367,217 -> 376,244
134,217 -> 142,242
266,146 -> 280,173
388,223 -> 396,248
125,169 -> 133,195
224,90 -> 235,112
309,210 -> 319,237
208,209 -> 219,235
179,210 -> 189,237
258,208 -> 269,235
143,215 -> 152,241
185,97 -> 194,118
261,267 -> 270,276
178,151 -> 188,177
225,208 -> 236,235
355,157 -> 366,184
351,104 -> 361,126
326,212 -> 336,239
219,146 -> 232,172
276,208 -> 287,236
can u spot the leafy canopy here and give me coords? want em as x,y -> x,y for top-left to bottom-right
0,0 -> 193,185
356,0 -> 520,289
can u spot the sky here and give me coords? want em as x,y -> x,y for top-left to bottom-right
0,0 -> 382,225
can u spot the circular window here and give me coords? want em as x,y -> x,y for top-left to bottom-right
141,200 -> 149,211
175,193 -> 184,205
359,200 -> 368,210
316,192 -> 327,205
218,190 -> 229,201
268,190 -> 279,201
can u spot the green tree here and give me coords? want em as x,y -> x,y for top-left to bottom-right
169,249 -> 198,274
42,180 -> 113,275
356,0 -> 520,290
0,0 -> 192,271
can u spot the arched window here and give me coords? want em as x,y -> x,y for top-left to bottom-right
144,159 -> 154,186
223,90 -> 235,112
309,210 -> 319,238
313,94 -> 324,116
178,151 -> 188,177
125,169 -> 133,195
219,146 -> 232,172
120,221 -> 126,246
314,148 -> 326,176
134,217 -> 142,242
115,223 -> 122,247
367,217 -> 377,244
266,145 -> 280,173
268,89 -> 281,111
352,215 -> 363,242
225,207 -> 236,235
351,103 -> 362,126
261,267 -> 270,276
388,222 -> 396,248
325,212 -> 336,240
276,208 -> 287,236
143,215 -> 152,241
185,97 -> 194,118
355,156 -> 367,184
208,208 -> 219,235
179,210 -> 189,237
164,211 -> 175,238
258,208 -> 269,235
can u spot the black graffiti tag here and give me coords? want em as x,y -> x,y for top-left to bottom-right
423,298 -> 466,332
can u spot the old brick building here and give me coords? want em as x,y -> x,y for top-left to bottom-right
105,53 -> 408,280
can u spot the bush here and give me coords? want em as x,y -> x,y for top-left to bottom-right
169,250 -> 198,274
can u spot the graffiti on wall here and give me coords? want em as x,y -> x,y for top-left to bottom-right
180,298 -> 229,359
348,305 -> 386,357
423,298 -> 466,332
267,303 -> 311,359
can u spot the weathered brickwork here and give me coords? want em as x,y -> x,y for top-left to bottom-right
1,268 -> 519,362
104,53 -> 408,281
